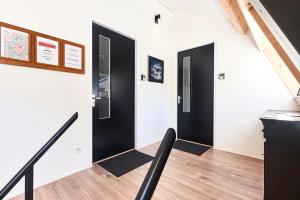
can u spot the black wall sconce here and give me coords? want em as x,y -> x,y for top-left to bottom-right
155,14 -> 161,24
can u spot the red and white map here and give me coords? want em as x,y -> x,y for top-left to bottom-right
0,27 -> 29,61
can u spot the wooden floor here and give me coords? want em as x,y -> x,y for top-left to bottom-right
11,143 -> 264,200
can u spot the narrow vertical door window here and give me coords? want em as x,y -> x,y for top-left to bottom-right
183,56 -> 191,113
98,35 -> 111,119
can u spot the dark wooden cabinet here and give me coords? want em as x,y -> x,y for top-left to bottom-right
261,110 -> 300,200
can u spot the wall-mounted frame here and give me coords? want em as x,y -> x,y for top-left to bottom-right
148,56 -> 164,83
0,22 -> 33,65
35,34 -> 60,67
0,21 -> 85,74
62,41 -> 85,74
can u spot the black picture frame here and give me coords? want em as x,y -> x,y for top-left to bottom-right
148,56 -> 164,83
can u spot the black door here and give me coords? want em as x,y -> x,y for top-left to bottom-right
177,43 -> 214,146
92,23 -> 135,162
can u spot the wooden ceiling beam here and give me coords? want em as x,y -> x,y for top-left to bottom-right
249,6 -> 300,83
220,0 -> 249,34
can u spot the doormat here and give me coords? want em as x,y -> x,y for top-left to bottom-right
98,150 -> 153,177
173,140 -> 210,156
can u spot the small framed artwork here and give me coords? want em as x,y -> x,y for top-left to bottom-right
148,56 -> 164,83
297,88 -> 300,96
63,41 -> 85,73
35,35 -> 60,66
0,26 -> 31,62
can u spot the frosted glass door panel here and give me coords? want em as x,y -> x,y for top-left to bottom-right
98,35 -> 111,119
183,56 -> 191,113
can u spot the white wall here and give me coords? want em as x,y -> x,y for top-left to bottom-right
0,0 -> 171,198
1,0 -> 298,198
167,13 -> 298,159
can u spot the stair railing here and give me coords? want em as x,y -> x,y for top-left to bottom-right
0,112 -> 78,200
135,128 -> 176,200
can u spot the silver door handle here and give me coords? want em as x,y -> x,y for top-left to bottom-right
178,96 -> 182,104
92,95 -> 96,107
92,95 -> 102,100
92,95 -> 103,107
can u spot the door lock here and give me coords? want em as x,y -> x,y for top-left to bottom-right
178,96 -> 182,104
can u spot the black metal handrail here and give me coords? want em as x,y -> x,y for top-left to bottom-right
0,112 -> 78,200
135,128 -> 176,200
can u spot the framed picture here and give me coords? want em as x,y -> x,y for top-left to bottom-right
0,26 -> 30,62
297,88 -> 300,96
36,35 -> 60,66
63,41 -> 85,73
148,56 -> 164,83
0,21 -> 85,74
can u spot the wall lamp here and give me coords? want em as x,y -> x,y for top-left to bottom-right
155,14 -> 161,24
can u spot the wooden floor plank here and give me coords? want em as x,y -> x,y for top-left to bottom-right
10,142 -> 263,200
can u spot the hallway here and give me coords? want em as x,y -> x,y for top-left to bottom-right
11,142 -> 263,200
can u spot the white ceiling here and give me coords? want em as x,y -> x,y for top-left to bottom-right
158,0 -> 226,19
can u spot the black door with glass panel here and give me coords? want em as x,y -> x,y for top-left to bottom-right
92,23 -> 135,162
177,43 -> 214,146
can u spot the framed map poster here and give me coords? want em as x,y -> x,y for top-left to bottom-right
36,36 -> 59,66
0,26 -> 30,61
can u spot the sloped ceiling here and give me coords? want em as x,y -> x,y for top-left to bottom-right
158,0 -> 226,19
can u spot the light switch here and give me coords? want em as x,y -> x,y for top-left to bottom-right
141,74 -> 146,81
218,73 -> 225,80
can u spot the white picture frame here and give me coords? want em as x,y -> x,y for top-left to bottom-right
64,44 -> 82,69
36,36 -> 59,66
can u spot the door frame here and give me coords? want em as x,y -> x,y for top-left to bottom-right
92,20 -> 138,159
176,41 -> 217,147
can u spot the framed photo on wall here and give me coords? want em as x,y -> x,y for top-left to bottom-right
0,26 -> 30,62
148,56 -> 164,83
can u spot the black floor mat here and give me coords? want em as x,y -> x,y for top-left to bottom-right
98,150 -> 153,177
173,140 -> 210,156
